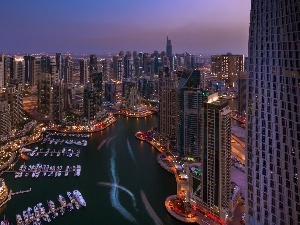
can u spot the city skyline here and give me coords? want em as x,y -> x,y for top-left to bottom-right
0,0 -> 250,55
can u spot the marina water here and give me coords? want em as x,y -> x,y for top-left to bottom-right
1,115 -> 185,225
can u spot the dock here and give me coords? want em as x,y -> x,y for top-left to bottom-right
12,188 -> 32,196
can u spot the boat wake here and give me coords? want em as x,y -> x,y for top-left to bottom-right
140,190 -> 163,225
97,139 -> 107,150
109,146 -> 137,224
127,138 -> 136,164
106,135 -> 117,147
98,182 -> 137,209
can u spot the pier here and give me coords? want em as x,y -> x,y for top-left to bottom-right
12,188 -> 32,196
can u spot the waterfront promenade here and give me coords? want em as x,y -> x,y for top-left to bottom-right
136,129 -> 245,225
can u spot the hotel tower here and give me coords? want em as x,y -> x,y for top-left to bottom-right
246,0 -> 300,224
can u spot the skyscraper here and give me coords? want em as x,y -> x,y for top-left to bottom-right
211,53 -> 244,87
158,67 -> 178,142
189,93 -> 232,223
89,54 -> 98,75
246,1 -> 300,225
79,59 -> 88,85
166,36 -> 173,70
0,55 -> 5,89
177,69 -> 203,157
24,55 -> 35,85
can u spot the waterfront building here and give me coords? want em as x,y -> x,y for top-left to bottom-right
158,67 -> 178,141
83,84 -> 98,123
122,80 -> 138,110
246,1 -> 300,224
138,77 -> 154,100
211,53 -> 244,87
0,178 -> 8,204
211,81 -> 226,95
104,81 -> 116,104
79,59 -> 89,85
0,101 -> 11,135
5,84 -> 24,127
177,69 -> 205,158
53,80 -> 65,124
37,72 -> 54,118
237,71 -> 247,117
189,93 -> 232,224
91,72 -> 103,108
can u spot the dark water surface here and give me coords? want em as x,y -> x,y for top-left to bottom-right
1,115 -> 184,225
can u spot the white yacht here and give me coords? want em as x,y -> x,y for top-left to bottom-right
73,190 -> 86,207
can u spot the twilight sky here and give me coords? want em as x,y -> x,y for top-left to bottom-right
0,0 -> 251,55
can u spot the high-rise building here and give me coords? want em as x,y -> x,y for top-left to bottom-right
5,84 -> 24,127
117,57 -> 123,81
0,101 -> 11,135
158,67 -> 178,141
104,81 -> 116,104
246,1 -> 300,225
189,93 -> 232,223
211,53 -> 244,86
38,72 -> 54,117
0,55 -> 5,89
124,56 -> 134,79
24,55 -> 35,86
53,80 -> 65,124
11,56 -> 25,86
89,54 -> 98,75
237,71 -> 247,117
122,80 -> 138,110
177,69 -> 205,158
79,59 -> 89,85
166,36 -> 172,58
83,84 -> 98,123
55,53 -> 63,80
102,59 -> 110,82
64,55 -> 73,84
32,57 -> 41,87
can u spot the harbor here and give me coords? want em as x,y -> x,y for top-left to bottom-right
14,190 -> 86,225
0,115 -> 184,225
12,164 -> 81,178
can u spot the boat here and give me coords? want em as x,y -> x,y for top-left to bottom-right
22,210 -> 29,224
16,214 -> 24,225
20,154 -> 29,161
34,206 -> 40,218
44,214 -> 51,222
58,195 -> 67,207
27,207 -> 34,221
64,166 -> 69,176
73,190 -> 86,207
67,191 -> 75,203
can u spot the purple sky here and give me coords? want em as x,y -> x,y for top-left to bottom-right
0,0 -> 251,55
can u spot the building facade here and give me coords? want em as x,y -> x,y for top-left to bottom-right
246,1 -> 300,224
158,67 -> 178,141
211,53 -> 244,87
79,59 -> 89,85
189,93 -> 232,223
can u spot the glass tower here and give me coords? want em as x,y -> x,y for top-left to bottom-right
246,1 -> 300,224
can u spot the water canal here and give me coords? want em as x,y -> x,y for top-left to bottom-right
1,115 -> 184,225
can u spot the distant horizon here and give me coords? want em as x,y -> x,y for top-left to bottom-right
1,50 -> 247,57
0,0 -> 251,56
